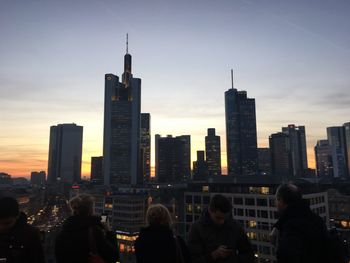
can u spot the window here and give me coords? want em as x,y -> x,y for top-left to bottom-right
246,209 -> 256,217
234,197 -> 243,205
260,210 -> 268,218
186,196 -> 192,203
194,196 -> 201,203
245,198 -> 255,206
203,196 -> 210,204
257,198 -> 267,206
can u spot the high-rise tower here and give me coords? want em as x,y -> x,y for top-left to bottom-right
103,35 -> 142,186
225,70 -> 258,176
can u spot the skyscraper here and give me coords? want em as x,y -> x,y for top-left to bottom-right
205,128 -> 221,176
155,135 -> 191,183
269,132 -> 292,180
47,123 -> 83,184
141,113 -> 151,183
225,71 -> 258,176
282,124 -> 308,176
257,148 -> 271,175
90,156 -> 103,183
193,151 -> 208,181
327,126 -> 347,179
103,36 -> 142,186
314,140 -> 336,178
343,122 -> 350,177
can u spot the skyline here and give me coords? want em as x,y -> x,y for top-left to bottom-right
1,0 -> 350,177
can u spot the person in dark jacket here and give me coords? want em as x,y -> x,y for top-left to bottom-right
55,194 -> 119,263
272,184 -> 330,263
0,196 -> 45,263
135,203 -> 191,263
188,194 -> 254,263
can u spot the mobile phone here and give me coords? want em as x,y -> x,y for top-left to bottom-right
101,215 -> 107,223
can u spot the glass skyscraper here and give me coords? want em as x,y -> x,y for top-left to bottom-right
225,86 -> 258,176
103,41 -> 142,186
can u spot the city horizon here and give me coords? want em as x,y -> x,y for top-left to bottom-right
1,0 -> 350,178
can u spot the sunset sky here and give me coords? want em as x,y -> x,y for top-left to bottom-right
1,0 -> 350,178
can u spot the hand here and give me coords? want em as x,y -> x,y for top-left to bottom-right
211,245 -> 233,260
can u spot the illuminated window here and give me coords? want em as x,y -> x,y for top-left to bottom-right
202,186 -> 209,192
248,220 -> 257,228
186,204 -> 193,213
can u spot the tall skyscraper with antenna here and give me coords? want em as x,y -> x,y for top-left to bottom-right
225,70 -> 258,176
103,35 -> 142,186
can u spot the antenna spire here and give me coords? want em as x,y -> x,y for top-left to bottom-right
126,33 -> 129,54
231,69 -> 234,89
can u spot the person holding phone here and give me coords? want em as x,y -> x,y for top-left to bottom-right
187,194 -> 254,263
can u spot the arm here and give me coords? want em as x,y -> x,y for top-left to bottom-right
236,225 -> 255,263
187,224 -> 213,263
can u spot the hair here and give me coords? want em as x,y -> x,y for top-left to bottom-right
0,197 -> 19,219
69,194 -> 94,216
209,194 -> 232,214
146,204 -> 172,227
276,184 -> 302,206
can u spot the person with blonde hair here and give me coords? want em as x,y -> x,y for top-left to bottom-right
135,204 -> 191,263
55,194 -> 119,263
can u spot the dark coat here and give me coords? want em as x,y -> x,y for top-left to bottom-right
187,210 -> 254,263
274,200 -> 329,263
135,225 -> 191,263
55,215 -> 119,263
0,212 -> 45,263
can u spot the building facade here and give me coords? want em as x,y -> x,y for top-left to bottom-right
155,135 -> 191,183
205,128 -> 221,177
103,43 -> 142,186
225,87 -> 258,176
269,132 -> 292,180
141,113 -> 151,183
90,156 -> 103,183
47,123 -> 83,184
282,125 -> 308,176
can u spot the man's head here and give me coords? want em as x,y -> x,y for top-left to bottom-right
275,184 -> 302,212
69,194 -> 94,216
0,197 -> 19,234
208,194 -> 232,225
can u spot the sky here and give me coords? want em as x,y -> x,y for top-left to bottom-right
1,0 -> 350,178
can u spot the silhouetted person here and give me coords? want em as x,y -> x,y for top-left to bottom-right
55,194 -> 119,263
272,184 -> 330,263
188,194 -> 254,263
0,196 -> 45,263
135,204 -> 191,263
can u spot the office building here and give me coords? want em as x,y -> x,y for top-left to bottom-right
225,72 -> 258,176
103,36 -> 142,186
141,113 -> 151,183
193,151 -> 208,181
90,156 -> 103,183
47,123 -> 83,184
205,128 -> 221,176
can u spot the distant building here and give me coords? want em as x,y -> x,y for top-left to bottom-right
193,151 -> 208,181
315,140 -> 337,178
47,123 -> 83,184
282,124 -> 308,176
141,113 -> 151,183
30,171 -> 46,186
90,156 -> 103,183
155,135 -> 191,183
269,132 -> 293,180
257,148 -> 271,175
103,37 -> 142,186
327,126 -> 348,179
205,128 -> 221,176
343,122 -> 350,177
225,76 -> 258,176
